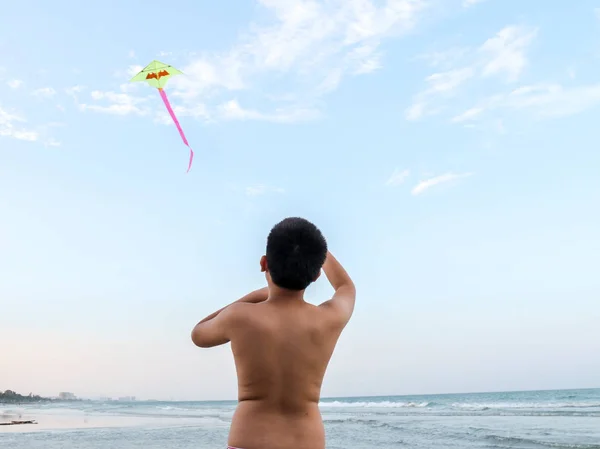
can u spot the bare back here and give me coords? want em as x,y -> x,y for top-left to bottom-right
227,298 -> 345,449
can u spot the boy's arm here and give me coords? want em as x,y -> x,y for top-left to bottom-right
191,287 -> 269,348
319,252 -> 356,326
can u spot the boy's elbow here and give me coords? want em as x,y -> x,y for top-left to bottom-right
191,327 -> 206,348
336,282 -> 356,296
191,326 -> 228,348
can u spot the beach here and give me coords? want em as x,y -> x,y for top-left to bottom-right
1,389 -> 599,448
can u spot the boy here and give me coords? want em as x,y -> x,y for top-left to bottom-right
191,217 -> 356,449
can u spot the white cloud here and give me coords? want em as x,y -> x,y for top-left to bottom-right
455,83 -> 600,122
155,104 -> 210,125
44,138 -> 61,147
480,25 -> 537,82
127,65 -> 143,77
386,168 -> 410,186
411,172 -> 473,195
66,85 -> 85,97
219,99 -> 320,123
451,106 -> 484,123
318,69 -> 344,93
118,82 -> 140,94
405,67 -> 474,120
496,83 -> 600,118
348,43 -> 383,74
417,48 -> 468,69
149,0 -> 428,122
82,1 -> 431,124
410,22 -> 600,126
65,85 -> 86,108
112,65 -> 144,81
128,50 -> 136,58
32,87 -> 57,98
406,24 -> 537,121
1,107 -> 62,145
405,67 -> 474,119
405,101 -> 426,120
7,79 -> 23,89
171,57 -> 245,100
426,67 -> 474,93
0,128 -> 38,141
245,184 -> 286,196
1,108 -> 24,126
355,56 -> 383,74
0,107 -> 39,142
80,91 -> 148,116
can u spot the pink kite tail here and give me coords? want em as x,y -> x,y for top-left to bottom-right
158,88 -> 194,173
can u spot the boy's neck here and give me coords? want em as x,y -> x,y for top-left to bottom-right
267,284 -> 306,302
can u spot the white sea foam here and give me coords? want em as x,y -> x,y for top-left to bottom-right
319,401 -> 430,408
318,399 -> 600,411
452,402 -> 600,410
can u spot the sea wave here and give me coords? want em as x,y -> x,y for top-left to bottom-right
318,399 -> 600,411
155,406 -> 188,411
324,417 -> 403,430
452,402 -> 600,410
319,400 -> 431,408
486,434 -> 600,449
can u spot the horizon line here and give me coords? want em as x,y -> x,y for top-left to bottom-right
73,386 -> 600,403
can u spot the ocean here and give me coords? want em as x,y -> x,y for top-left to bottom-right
1,389 -> 599,448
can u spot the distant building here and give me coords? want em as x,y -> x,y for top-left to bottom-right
58,392 -> 77,401
117,396 -> 136,402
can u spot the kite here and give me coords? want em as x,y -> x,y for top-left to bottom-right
130,60 -> 194,172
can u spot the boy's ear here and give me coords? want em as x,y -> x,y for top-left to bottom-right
260,255 -> 268,273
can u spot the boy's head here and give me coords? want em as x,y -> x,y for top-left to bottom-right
261,217 -> 327,291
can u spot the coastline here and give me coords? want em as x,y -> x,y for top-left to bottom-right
0,407 -> 204,433
2,390 -> 599,448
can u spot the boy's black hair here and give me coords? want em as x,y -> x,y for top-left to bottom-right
266,217 -> 328,291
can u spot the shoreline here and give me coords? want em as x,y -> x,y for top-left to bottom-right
0,406 -> 226,434
2,388 -> 598,435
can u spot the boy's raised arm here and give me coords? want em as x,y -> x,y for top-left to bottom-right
319,252 -> 356,325
191,287 -> 269,348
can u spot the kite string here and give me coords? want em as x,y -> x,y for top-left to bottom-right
158,88 -> 194,173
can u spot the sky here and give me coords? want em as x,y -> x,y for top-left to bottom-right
1,0 -> 600,401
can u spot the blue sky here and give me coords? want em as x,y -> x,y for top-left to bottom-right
1,0 -> 599,400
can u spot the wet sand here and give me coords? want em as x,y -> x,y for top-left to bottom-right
0,408 -> 196,433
